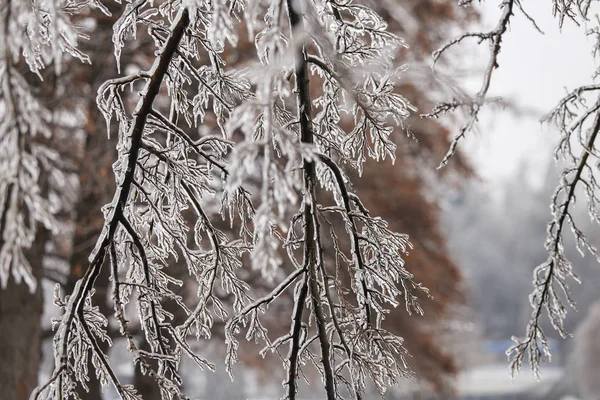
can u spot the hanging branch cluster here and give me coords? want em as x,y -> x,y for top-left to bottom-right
31,0 -> 426,399
0,0 -> 107,290
13,0 -> 600,394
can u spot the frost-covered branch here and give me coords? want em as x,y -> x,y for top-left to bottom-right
35,0 -> 427,398
508,86 -> 600,375
426,0 -> 525,168
37,9 -> 192,398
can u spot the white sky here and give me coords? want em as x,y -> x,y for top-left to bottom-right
460,2 -> 599,188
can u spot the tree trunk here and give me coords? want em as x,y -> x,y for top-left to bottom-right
66,104 -> 115,400
0,235 -> 45,400
65,11 -> 121,397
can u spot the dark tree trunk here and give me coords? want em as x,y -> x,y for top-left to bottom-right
65,95 -> 116,400
64,9 -> 122,400
0,235 -> 45,400
133,254 -> 189,399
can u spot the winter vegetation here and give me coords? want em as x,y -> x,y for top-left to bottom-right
2,0 -> 600,399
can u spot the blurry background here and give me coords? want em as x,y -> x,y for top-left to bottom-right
5,1 -> 600,400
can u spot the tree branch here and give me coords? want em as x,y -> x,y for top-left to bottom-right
51,8 -> 191,396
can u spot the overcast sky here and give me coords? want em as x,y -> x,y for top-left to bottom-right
460,2 -> 599,189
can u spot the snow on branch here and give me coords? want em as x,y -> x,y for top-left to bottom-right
30,0 -> 430,398
508,84 -> 600,376
425,0 -> 541,168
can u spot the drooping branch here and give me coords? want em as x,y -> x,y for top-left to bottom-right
285,0 -> 335,398
317,153 -> 371,321
306,208 -> 337,398
509,93 -> 600,375
426,0 -> 520,168
33,0 -> 429,398
41,8 -> 191,398
285,271 -> 309,400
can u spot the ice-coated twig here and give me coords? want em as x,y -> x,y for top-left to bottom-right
40,8 -> 191,398
509,90 -> 600,376
426,0 -> 519,168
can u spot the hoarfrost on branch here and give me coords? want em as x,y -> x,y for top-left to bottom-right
7,0 -> 600,397
20,0 -> 427,399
